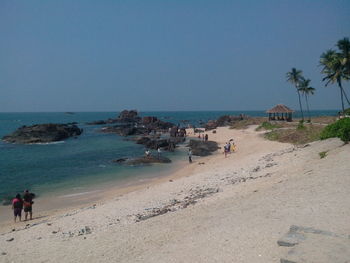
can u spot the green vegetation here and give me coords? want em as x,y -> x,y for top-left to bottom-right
297,120 -> 306,131
319,151 -> 327,159
229,118 -> 264,130
320,37 -> 350,113
320,118 -> 350,143
264,124 -> 323,145
256,122 -> 280,131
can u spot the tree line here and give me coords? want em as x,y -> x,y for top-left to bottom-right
286,37 -> 350,121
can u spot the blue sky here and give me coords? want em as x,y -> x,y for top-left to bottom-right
0,0 -> 349,112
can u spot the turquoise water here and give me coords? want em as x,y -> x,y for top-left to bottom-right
0,110 -> 337,203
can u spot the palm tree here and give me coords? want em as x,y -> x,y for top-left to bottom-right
298,78 -> 315,122
286,68 -> 304,121
320,49 -> 350,113
337,37 -> 350,76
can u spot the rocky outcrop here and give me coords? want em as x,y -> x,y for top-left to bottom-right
205,114 -> 245,130
113,156 -> 171,165
101,121 -> 174,137
102,125 -> 149,136
135,136 -> 185,151
116,110 -> 141,123
2,123 -> 83,144
188,140 -> 219,156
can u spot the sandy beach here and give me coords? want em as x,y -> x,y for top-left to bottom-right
1,125 -> 349,262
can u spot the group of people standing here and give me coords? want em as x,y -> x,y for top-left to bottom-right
11,190 -> 34,223
198,133 -> 208,141
224,141 -> 235,157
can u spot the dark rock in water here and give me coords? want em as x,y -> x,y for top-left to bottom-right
102,125 -> 149,136
188,140 -> 219,156
86,120 -> 107,125
135,136 -> 185,151
2,123 -> 83,144
117,110 -> 141,123
114,156 -> 171,165
114,158 -> 127,163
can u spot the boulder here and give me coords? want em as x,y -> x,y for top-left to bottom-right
205,115 -> 246,130
135,136 -> 185,151
101,125 -> 148,136
114,156 -> 171,165
188,140 -> 219,156
2,123 -> 83,144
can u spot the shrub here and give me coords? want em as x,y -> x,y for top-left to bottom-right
256,122 -> 280,131
319,151 -> 327,159
320,118 -> 350,142
297,120 -> 306,131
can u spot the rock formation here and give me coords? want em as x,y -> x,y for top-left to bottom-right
188,140 -> 219,156
113,156 -> 171,165
2,123 -> 83,144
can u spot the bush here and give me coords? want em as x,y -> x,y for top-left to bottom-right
256,122 -> 280,131
320,118 -> 350,142
297,120 -> 306,131
319,151 -> 327,159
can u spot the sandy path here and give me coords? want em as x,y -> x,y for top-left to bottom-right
0,126 -> 349,262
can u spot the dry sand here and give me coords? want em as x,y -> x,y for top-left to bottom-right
0,126 -> 349,262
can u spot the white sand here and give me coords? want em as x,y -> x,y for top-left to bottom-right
0,126 -> 349,262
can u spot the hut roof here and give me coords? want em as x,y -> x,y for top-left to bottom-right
266,104 -> 294,113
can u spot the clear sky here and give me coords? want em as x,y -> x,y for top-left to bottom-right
1,0 -> 349,112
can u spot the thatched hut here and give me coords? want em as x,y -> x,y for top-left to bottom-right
266,104 -> 294,121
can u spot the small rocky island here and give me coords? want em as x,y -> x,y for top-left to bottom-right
2,123 -> 83,144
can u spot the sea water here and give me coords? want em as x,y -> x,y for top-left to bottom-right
0,110 -> 337,204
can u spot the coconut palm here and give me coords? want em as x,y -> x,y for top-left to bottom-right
320,49 -> 350,113
337,37 -> 350,76
286,68 -> 304,121
298,78 -> 315,122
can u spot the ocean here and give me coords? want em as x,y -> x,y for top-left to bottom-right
0,110 -> 337,205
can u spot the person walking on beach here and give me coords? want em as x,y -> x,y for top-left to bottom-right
188,149 -> 193,163
12,194 -> 23,222
145,149 -> 151,158
157,147 -> 161,159
205,134 -> 208,141
23,190 -> 34,221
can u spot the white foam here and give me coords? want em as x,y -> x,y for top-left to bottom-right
59,190 -> 100,198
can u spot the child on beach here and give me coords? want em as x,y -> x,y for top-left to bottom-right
12,194 -> 23,223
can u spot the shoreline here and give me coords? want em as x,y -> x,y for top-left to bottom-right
0,147 -> 191,226
0,125 -> 278,229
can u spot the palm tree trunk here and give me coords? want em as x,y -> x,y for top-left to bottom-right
296,88 -> 304,121
338,79 -> 345,112
341,87 -> 350,106
305,95 -> 311,122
